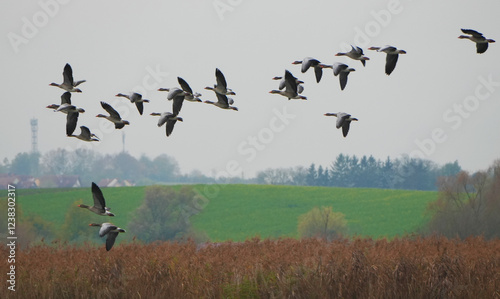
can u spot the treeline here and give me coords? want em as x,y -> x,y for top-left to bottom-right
0,149 -> 219,186
2,150 -> 462,190
256,154 -> 462,191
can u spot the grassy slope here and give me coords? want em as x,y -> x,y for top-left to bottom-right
190,185 -> 437,241
2,184 -> 437,242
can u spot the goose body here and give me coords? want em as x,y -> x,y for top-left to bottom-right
78,182 -> 114,216
205,68 -> 236,95
336,45 -> 370,66
292,57 -> 324,83
368,46 -> 406,75
150,112 -> 183,136
458,28 -> 495,54
49,63 -> 85,92
116,92 -> 149,115
68,126 -> 99,142
89,223 -> 125,251
324,112 -> 358,137
96,101 -> 130,129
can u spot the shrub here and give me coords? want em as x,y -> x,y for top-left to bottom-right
297,206 -> 347,240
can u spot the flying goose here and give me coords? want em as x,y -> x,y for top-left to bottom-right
68,126 -> 99,142
78,182 -> 115,216
269,70 -> 307,100
324,112 -> 358,137
205,68 -> 236,95
96,101 -> 130,129
320,63 -> 356,90
49,63 -> 85,92
150,112 -> 183,136
458,29 -> 495,54
368,46 -> 407,75
89,223 -> 125,251
335,45 -> 370,67
292,57 -> 324,83
204,93 -> 238,110
115,92 -> 150,115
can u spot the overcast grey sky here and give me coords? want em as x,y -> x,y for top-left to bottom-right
1,0 -> 499,178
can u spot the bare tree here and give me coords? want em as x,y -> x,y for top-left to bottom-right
425,161 -> 500,239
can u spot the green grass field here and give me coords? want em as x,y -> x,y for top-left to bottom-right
1,184 -> 437,242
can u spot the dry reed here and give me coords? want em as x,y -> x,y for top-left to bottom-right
2,236 -> 500,298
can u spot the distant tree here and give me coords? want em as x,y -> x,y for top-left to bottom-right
290,166 -> 308,186
306,163 -> 317,186
297,206 -> 347,240
179,169 -> 215,184
10,152 -> 40,176
146,154 -> 181,183
256,167 -> 296,185
113,152 -> 143,181
348,155 -> 360,187
330,154 -> 351,187
316,165 -> 329,187
71,149 -> 102,185
395,156 -> 437,190
357,155 -> 368,185
0,158 -> 10,174
365,155 -> 381,188
380,156 -> 396,189
128,185 -> 206,242
438,160 -> 462,177
41,149 -> 72,176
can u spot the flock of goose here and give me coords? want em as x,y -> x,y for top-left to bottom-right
47,28 -> 494,140
46,28 -> 493,251
269,28 -> 494,137
47,63 -> 240,138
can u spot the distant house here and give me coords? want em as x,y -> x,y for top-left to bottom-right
97,178 -> 135,187
36,175 -> 82,188
0,174 -> 37,189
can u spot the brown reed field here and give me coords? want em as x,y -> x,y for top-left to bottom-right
2,236 -> 500,298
